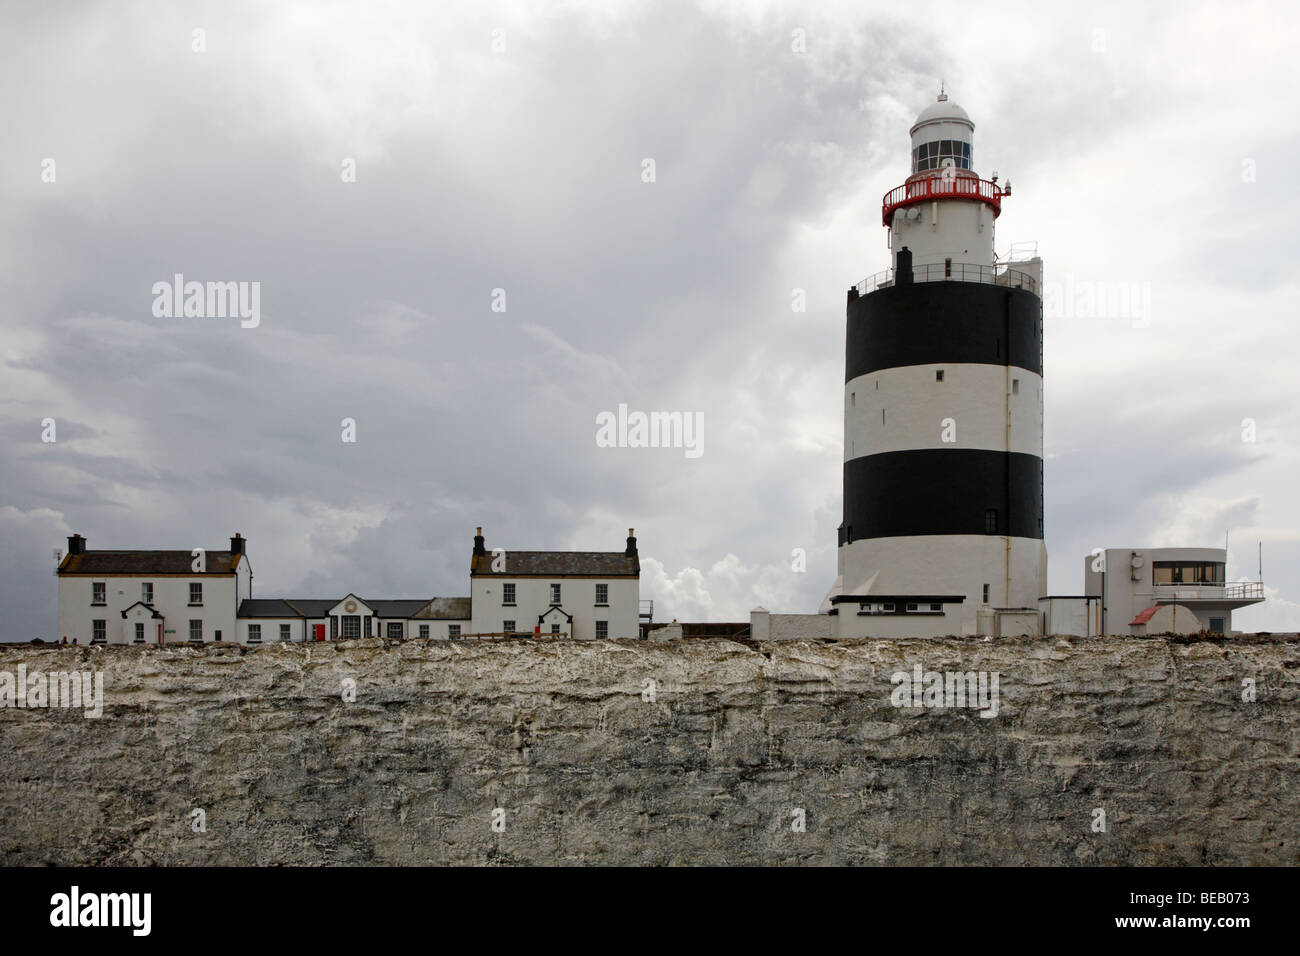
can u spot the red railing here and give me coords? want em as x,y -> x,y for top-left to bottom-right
882,176 -> 1005,226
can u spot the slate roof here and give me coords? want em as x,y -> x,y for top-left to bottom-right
238,597 -> 470,619
411,597 -> 472,620
471,551 -> 639,577
369,600 -> 430,618
237,599 -> 302,618
58,551 -> 242,575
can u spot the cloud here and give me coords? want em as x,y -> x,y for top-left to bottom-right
2,0 -> 1298,638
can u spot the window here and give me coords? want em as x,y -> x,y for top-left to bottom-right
550,583 -> 561,605
189,582 -> 203,605
929,603 -> 942,612
214,630 -> 222,642
387,622 -> 403,640
419,624 -> 429,639
189,619 -> 202,642
1012,378 -> 1020,395
944,257 -> 952,278
906,603 -> 919,612
92,582 -> 106,605
142,582 -> 153,604
134,622 -> 145,643
280,624 -> 291,642
551,624 -> 561,635
595,621 -> 608,639
913,139 -> 971,172
984,509 -> 999,534
982,583 -> 990,604
502,583 -> 516,605
503,620 -> 516,634
448,624 -> 461,638
1152,561 -> 1226,585
882,602 -> 894,612
92,620 -> 106,644
595,583 -> 609,605
935,369 -> 944,382
341,616 -> 361,639
248,624 -> 261,644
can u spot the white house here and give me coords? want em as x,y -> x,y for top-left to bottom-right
56,533 -> 252,645
468,527 -> 641,639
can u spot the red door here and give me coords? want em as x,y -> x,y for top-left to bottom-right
314,624 -> 325,642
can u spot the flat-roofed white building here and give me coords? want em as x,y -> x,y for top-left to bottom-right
1081,547 -> 1264,636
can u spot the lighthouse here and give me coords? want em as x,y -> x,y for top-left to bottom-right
823,91 -> 1047,637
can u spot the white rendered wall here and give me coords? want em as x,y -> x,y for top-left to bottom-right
890,199 -> 994,269
840,534 -> 1046,635
239,618 -> 301,644
57,574 -> 238,645
470,576 -> 639,639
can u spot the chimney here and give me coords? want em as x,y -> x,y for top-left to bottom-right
67,534 -> 86,556
625,528 -> 638,557
895,246 -> 913,286
473,526 -> 486,557
229,533 -> 245,555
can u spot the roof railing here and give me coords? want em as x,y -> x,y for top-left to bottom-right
855,261 -> 1038,297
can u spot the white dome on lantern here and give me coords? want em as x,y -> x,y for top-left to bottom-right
908,91 -> 976,175
910,93 -> 973,134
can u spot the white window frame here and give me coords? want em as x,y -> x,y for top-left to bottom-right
595,583 -> 609,606
92,582 -> 106,606
92,619 -> 106,644
189,582 -> 203,606
595,620 -> 608,639
448,624 -> 461,638
502,583 -> 516,605
134,622 -> 145,643
280,623 -> 291,642
189,619 -> 202,642
550,583 -> 561,605
142,582 -> 153,604
419,624 -> 430,639
503,620 -> 516,634
248,624 -> 262,644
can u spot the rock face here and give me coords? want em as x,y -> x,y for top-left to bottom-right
1,635 -> 1296,865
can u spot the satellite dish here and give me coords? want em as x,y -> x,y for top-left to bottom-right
1130,555 -> 1144,569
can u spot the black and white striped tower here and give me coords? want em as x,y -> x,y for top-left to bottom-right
825,91 -> 1046,637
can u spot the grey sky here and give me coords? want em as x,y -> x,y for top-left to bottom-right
2,0 -> 1297,640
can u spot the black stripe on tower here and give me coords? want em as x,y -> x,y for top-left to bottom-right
845,280 -> 1042,379
839,449 -> 1043,542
